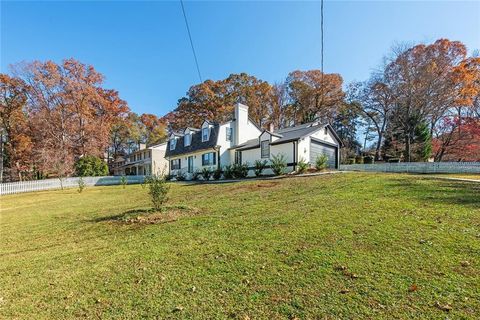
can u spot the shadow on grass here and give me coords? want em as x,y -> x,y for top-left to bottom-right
91,205 -> 199,225
388,177 -> 480,209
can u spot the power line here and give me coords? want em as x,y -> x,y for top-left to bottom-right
320,0 -> 325,117
180,0 -> 202,82
321,0 -> 324,75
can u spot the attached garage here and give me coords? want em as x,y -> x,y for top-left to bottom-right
310,138 -> 338,169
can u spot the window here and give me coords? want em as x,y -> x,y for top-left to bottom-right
171,159 -> 181,170
202,127 -> 209,142
235,151 -> 242,164
202,152 -> 216,166
170,138 -> 176,150
184,134 -> 191,146
261,140 -> 270,158
324,127 -> 328,135
226,127 -> 233,141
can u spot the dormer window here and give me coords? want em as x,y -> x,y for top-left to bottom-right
170,138 -> 176,150
202,127 -> 209,142
184,133 -> 191,146
324,127 -> 328,135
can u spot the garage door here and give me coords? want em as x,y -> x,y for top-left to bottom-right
310,140 -> 337,169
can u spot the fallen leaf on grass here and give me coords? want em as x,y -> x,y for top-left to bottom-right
173,306 -> 184,312
460,260 -> 470,267
408,284 -> 418,292
435,301 -> 452,311
340,288 -> 350,294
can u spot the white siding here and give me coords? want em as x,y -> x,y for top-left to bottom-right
169,149 -> 218,179
217,122 -> 234,168
302,126 -> 340,165
150,143 -> 168,175
239,141 -> 296,176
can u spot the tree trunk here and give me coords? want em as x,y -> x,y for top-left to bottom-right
375,132 -> 384,161
405,129 -> 411,162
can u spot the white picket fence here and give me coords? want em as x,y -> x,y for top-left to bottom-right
340,162 -> 480,174
0,175 -> 146,196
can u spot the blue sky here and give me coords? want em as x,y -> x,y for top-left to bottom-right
1,1 -> 479,117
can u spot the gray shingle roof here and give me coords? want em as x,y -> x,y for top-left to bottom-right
165,124 -> 219,157
234,122 -> 324,150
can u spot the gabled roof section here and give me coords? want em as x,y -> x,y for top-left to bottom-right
165,124 -> 220,157
231,121 -> 344,149
184,127 -> 200,133
270,124 -> 322,145
260,129 -> 283,139
325,124 -> 344,147
170,131 -> 184,137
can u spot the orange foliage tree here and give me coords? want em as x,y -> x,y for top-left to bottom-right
0,74 -> 32,181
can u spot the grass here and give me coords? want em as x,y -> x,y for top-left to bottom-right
423,173 -> 480,181
0,173 -> 479,319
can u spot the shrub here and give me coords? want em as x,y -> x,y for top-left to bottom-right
75,156 -> 108,177
77,177 -> 86,193
175,171 -> 186,181
232,163 -> 249,178
355,155 -> 364,164
212,168 -> 222,180
144,175 -> 170,211
165,174 -> 173,181
201,167 -> 212,181
364,156 -> 374,164
191,170 -> 201,181
388,158 -> 401,163
315,154 -> 328,170
120,175 -> 128,188
270,154 -> 287,176
254,160 -> 268,177
223,165 -> 233,179
297,158 -> 309,174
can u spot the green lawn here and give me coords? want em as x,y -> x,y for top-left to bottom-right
1,173 -> 479,319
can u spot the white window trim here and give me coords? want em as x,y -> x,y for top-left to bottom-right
202,127 -> 210,142
184,134 -> 191,146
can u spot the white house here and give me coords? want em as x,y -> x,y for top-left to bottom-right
113,142 -> 168,176
165,103 -> 343,178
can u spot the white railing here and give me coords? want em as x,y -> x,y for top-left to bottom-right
340,162 -> 480,174
0,175 -> 146,196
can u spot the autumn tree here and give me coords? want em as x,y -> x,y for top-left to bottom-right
285,70 -> 345,125
0,74 -> 32,181
139,113 -> 168,146
348,76 -> 395,160
167,73 -> 274,130
383,39 -> 479,161
13,59 -> 128,178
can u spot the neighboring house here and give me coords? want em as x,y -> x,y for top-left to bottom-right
113,142 -> 168,176
165,103 -> 343,178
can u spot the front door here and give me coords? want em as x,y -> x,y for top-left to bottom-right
188,156 -> 194,173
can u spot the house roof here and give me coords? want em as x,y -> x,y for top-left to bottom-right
165,124 -> 220,157
234,122 -> 327,151
234,138 -> 260,151
271,124 -> 323,145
